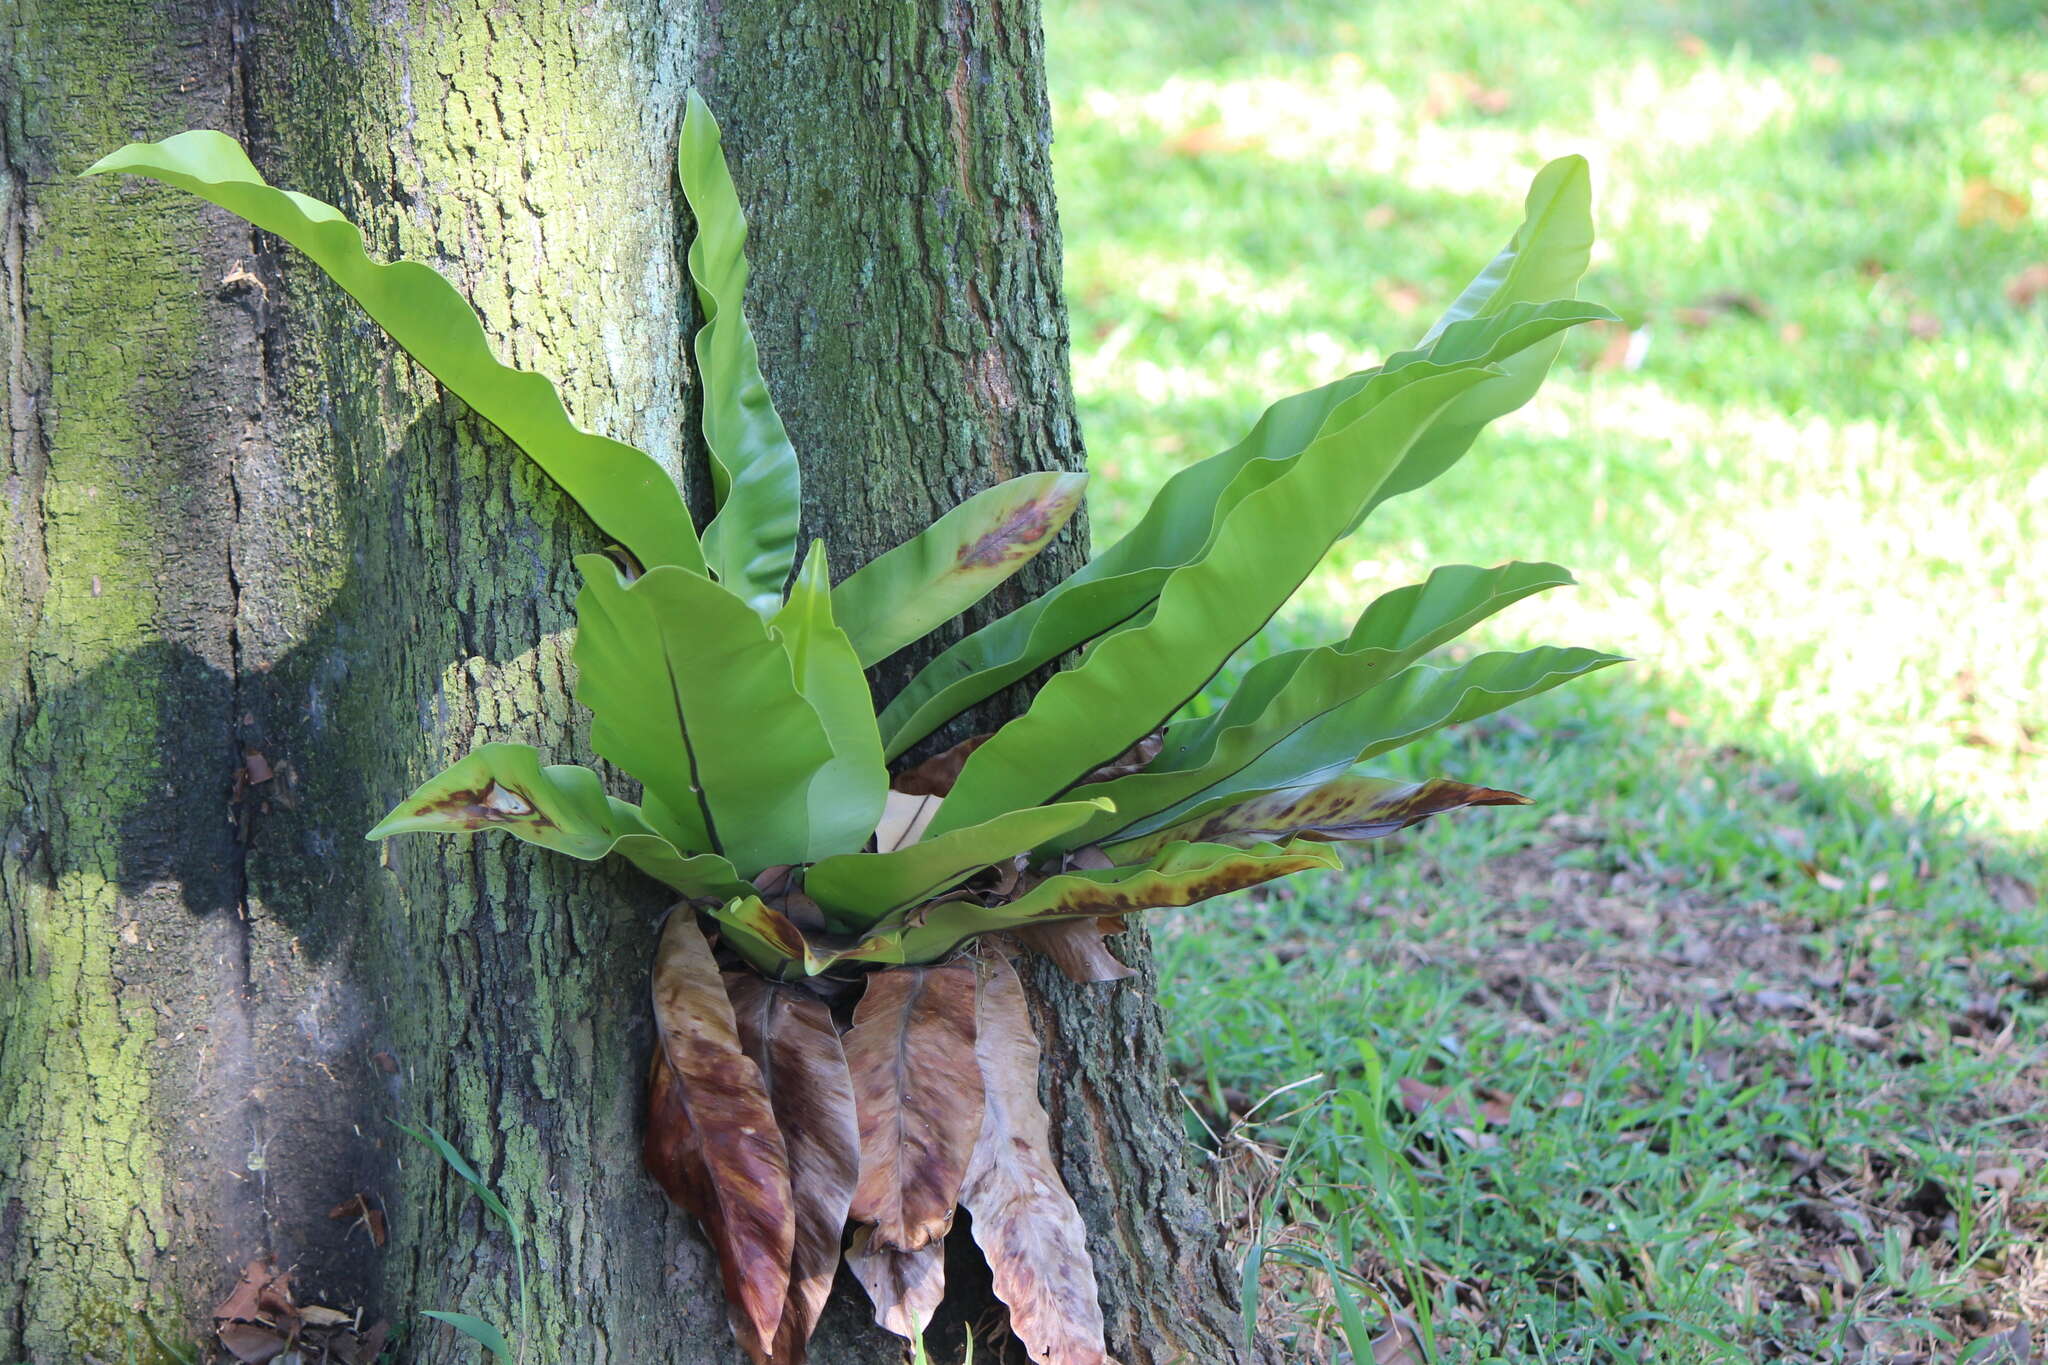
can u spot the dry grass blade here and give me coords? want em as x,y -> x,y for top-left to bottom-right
960,953 -> 1107,1363
726,973 -> 862,1363
846,964 -> 984,1250
645,911 -> 795,1357
846,1225 -> 948,1341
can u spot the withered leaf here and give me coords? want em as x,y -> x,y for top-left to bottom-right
1110,776 -> 1528,862
1015,917 -> 1134,984
1075,729 -> 1164,787
960,954 -> 1107,1364
726,973 -> 862,1364
845,964 -> 983,1251
875,790 -> 943,853
645,910 -> 795,1357
846,1224 -> 947,1342
892,733 -> 993,797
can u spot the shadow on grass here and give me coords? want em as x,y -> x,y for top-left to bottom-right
1151,610 -> 2045,1360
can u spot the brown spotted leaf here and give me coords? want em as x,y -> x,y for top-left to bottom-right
725,974 -> 861,1364
961,954 -> 1108,1364
366,742 -> 753,901
1103,775 -> 1528,863
1015,917 -> 1134,984
845,964 -> 983,1250
845,839 -> 1339,967
834,471 -> 1088,668
846,1225 -> 947,1342
705,894 -> 826,977
644,911 -> 794,1357
891,733 -> 994,798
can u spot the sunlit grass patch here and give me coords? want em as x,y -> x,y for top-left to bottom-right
1046,0 -> 2048,1357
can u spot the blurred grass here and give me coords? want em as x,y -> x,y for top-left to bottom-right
1042,1 -> 2048,1359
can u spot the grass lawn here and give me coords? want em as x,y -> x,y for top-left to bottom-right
1041,1 -> 2048,1359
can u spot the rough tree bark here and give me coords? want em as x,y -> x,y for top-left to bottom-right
0,2 -> 1259,1362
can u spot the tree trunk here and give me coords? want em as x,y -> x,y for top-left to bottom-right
0,3 -> 1258,1362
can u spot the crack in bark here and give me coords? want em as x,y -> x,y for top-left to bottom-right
224,0 -> 272,1274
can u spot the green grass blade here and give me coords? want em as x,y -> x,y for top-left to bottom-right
573,556 -> 833,874
678,93 -> 802,610
1239,1240 -> 1267,1350
926,366 -> 1496,836
833,471 -> 1088,667
392,1121 -> 521,1245
420,1312 -> 514,1363
773,544 -> 889,859
85,132 -> 703,576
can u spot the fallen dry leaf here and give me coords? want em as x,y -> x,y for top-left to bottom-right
846,964 -> 984,1251
726,974 -> 862,1364
213,1260 -> 296,1326
645,911 -> 795,1357
1798,860 -> 1849,892
2007,263 -> 2048,308
217,1323 -> 291,1363
1421,70 -> 1511,119
214,1261 -> 299,1364
1590,321 -> 1648,372
1961,178 -> 2030,229
1396,1077 -> 1512,1126
1378,279 -> 1428,316
327,1193 -> 387,1248
1373,1313 -> 1428,1365
961,953 -> 1107,1364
